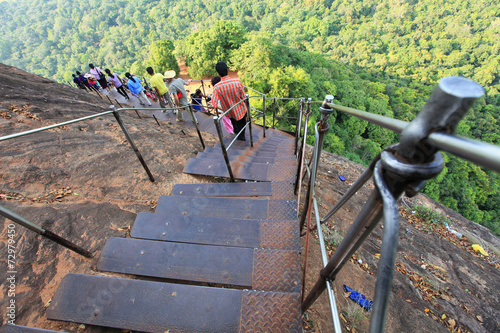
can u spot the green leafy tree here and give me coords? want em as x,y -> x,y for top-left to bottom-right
146,40 -> 180,76
178,20 -> 247,78
269,66 -> 314,99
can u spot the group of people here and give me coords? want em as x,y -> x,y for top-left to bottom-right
146,62 -> 247,140
72,63 -> 153,106
73,61 -> 248,140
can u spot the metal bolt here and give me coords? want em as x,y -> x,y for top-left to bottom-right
140,250 -> 145,255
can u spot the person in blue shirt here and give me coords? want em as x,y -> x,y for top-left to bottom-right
125,73 -> 151,106
190,89 -> 206,113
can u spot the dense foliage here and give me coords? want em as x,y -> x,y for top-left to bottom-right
0,0 -> 498,234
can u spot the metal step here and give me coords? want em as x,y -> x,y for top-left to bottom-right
203,146 -> 295,158
130,212 -> 299,250
155,195 -> 297,221
171,181 -> 295,199
47,273 -> 302,332
196,152 -> 297,165
214,142 -> 295,153
97,237 -> 300,291
183,158 -> 296,182
219,136 -> 295,148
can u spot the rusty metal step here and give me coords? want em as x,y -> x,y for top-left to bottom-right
196,152 -> 297,165
220,135 -> 295,146
215,142 -> 295,152
97,237 -> 300,292
131,213 -> 299,250
0,325 -> 61,333
155,195 -> 297,221
47,273 -> 301,333
171,181 -> 295,199
203,146 -> 294,158
183,158 -> 296,182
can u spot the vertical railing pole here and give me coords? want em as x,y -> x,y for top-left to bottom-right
110,106 -> 155,182
0,205 -> 93,258
262,94 -> 266,138
152,114 -> 161,126
214,116 -> 235,182
295,98 -> 311,198
246,94 -> 254,147
300,95 -> 335,312
272,97 -> 276,129
200,79 -> 209,112
106,95 -> 114,106
294,98 -> 305,155
189,105 -> 205,150
299,96 -> 335,231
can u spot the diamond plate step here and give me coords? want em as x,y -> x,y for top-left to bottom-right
97,237 -> 300,292
183,158 -> 296,182
218,137 -> 295,148
203,146 -> 295,158
171,181 -> 295,199
196,152 -> 297,165
47,274 -> 301,333
130,213 -> 299,250
215,142 -> 295,153
155,195 -> 297,221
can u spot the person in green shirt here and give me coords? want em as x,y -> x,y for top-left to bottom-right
146,67 -> 171,112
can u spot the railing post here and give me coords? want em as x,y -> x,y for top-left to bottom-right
301,77 -> 484,333
272,97 -> 276,129
294,98 -> 305,155
262,94 -> 266,138
213,116 -> 235,182
0,205 -> 93,258
300,96 -> 335,231
295,98 -> 312,198
189,105 -> 205,150
111,105 -> 155,182
246,94 -> 253,147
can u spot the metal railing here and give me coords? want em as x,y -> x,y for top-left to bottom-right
0,102 -> 205,258
212,90 -> 305,181
297,76 -> 500,333
213,95 -> 254,182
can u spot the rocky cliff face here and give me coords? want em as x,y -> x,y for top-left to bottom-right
0,63 -> 498,332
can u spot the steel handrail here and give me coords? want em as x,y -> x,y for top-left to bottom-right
298,96 -> 342,330
0,111 -> 114,141
215,97 -> 247,119
326,103 -> 500,173
244,85 -> 265,96
301,77 -> 487,333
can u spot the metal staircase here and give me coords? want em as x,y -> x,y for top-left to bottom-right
43,122 -> 303,332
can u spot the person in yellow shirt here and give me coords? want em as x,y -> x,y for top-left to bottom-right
146,67 -> 171,112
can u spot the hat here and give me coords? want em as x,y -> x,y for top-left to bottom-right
164,70 -> 176,79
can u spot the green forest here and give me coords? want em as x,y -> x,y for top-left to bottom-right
0,0 -> 499,234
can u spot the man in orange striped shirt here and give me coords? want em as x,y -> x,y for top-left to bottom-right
211,62 -> 247,141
